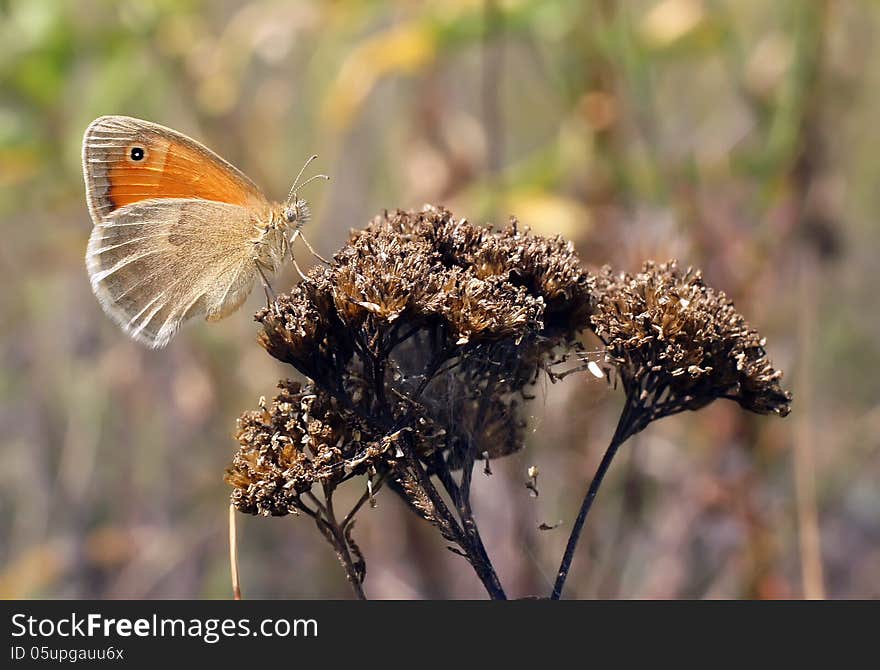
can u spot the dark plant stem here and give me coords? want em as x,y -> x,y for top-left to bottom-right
315,517 -> 367,600
460,506 -> 507,599
457,371 -> 506,599
551,400 -> 638,599
309,485 -> 367,600
400,438 -> 507,599
433,454 -> 507,600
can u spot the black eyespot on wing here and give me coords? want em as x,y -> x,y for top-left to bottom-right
129,146 -> 145,161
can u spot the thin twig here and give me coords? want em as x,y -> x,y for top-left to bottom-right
794,254 -> 825,598
228,504 -> 242,600
342,473 -> 387,529
551,400 -> 638,599
428,442 -> 506,598
304,491 -> 328,517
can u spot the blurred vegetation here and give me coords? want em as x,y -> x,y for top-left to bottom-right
1,0 -> 878,599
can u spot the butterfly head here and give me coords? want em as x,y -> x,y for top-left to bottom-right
283,198 -> 311,227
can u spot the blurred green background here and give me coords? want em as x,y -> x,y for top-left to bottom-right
1,0 -> 877,599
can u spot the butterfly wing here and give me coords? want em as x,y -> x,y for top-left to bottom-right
83,115 -> 267,218
86,198 -> 262,348
82,115 -> 275,347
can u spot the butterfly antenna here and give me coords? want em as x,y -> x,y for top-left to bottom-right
286,154 -> 317,203
296,173 -> 330,193
285,154 -> 329,205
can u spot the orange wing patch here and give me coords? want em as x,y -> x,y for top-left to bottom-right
84,116 -> 267,219
106,139 -> 257,209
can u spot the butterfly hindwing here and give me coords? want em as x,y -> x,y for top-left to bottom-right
86,198 -> 261,348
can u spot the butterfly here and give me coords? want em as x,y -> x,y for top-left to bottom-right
82,115 -> 327,349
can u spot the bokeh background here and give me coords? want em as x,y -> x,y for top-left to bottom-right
1,0 -> 878,599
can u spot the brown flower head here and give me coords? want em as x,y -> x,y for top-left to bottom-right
226,380 -> 389,516
590,260 -> 791,437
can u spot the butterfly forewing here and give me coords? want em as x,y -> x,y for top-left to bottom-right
83,116 -> 267,218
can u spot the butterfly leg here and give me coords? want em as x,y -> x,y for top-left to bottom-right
253,258 -> 277,308
291,255 -> 308,282
286,229 -> 315,281
291,227 -> 331,265
285,233 -> 308,281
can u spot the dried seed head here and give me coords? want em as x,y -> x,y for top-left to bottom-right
225,380 -> 388,516
590,260 -> 791,433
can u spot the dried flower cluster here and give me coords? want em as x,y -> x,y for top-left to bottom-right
227,380 -> 384,516
225,204 -> 791,599
234,205 -> 592,500
590,261 -> 791,439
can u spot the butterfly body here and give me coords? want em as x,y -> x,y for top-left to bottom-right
82,116 -> 320,348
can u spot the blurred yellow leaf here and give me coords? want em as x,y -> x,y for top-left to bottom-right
0,542 -> 64,599
640,0 -> 705,48
506,191 -> 591,240
323,22 -> 437,131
